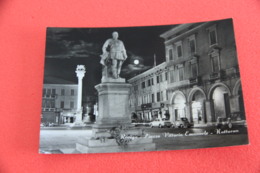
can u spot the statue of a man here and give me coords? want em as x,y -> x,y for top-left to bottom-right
100,31 -> 127,79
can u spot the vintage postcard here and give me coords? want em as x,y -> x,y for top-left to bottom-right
39,18 -> 248,154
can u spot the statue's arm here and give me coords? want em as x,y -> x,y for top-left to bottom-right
121,42 -> 127,59
102,39 -> 110,54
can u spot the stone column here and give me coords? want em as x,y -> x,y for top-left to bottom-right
75,65 -> 86,124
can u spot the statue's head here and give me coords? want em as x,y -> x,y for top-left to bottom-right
112,31 -> 119,39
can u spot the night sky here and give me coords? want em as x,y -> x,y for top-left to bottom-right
44,25 -> 175,95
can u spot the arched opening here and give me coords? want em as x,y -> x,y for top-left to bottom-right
190,90 -> 206,124
232,80 -> 246,120
238,86 -> 245,120
170,92 -> 187,122
211,86 -> 231,120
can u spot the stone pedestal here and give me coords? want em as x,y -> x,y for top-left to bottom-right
93,82 -> 132,132
75,81 -> 156,153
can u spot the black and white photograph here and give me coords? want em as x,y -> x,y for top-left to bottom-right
39,18 -> 249,154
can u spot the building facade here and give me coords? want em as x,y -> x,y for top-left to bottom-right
42,84 -> 78,124
128,19 -> 245,126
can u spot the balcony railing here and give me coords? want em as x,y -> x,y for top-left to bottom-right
209,70 -> 226,81
167,79 -> 190,89
189,76 -> 202,86
42,94 -> 57,99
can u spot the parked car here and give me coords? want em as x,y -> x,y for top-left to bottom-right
172,118 -> 193,128
150,118 -> 172,128
216,117 -> 232,129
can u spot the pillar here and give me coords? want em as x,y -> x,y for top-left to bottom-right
75,65 -> 86,123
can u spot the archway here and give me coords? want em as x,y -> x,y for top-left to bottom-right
188,89 -> 206,124
170,91 -> 187,122
232,80 -> 245,120
209,84 -> 231,121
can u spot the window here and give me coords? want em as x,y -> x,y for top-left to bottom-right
134,85 -> 138,91
43,88 -> 46,95
179,67 -> 184,81
152,94 -> 154,103
157,92 -> 160,102
51,101 -> 55,108
190,39 -> 196,53
51,89 -> 56,95
160,74 -> 163,82
60,101 -> 64,108
156,76 -> 160,83
170,70 -> 175,83
151,78 -> 154,85
207,25 -> 218,46
161,91 -> 164,101
71,89 -> 74,96
209,30 -> 217,45
147,79 -> 151,87
142,82 -> 145,88
47,89 -> 51,96
61,89 -> 65,96
190,63 -> 198,78
188,35 -> 196,54
165,72 -> 168,81
175,41 -> 183,58
70,102 -> 74,109
211,55 -> 220,73
169,49 -> 173,60
46,101 -> 50,108
42,100 -> 46,108
177,45 -> 182,57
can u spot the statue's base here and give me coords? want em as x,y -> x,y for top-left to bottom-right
76,137 -> 156,153
101,77 -> 125,83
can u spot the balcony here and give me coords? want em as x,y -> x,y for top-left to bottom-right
42,108 -> 56,112
166,55 -> 199,68
167,79 -> 190,90
209,70 -> 226,81
189,76 -> 202,86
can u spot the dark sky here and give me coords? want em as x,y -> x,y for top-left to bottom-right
44,25 -> 175,95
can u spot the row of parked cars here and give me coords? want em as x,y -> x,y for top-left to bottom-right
150,118 -> 193,128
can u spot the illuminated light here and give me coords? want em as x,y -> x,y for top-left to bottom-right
134,59 -> 139,65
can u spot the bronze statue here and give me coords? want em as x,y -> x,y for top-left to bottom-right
100,32 -> 127,79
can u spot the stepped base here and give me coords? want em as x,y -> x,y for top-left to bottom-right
76,137 -> 156,153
